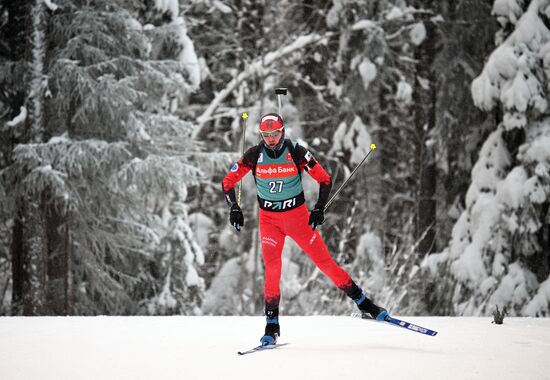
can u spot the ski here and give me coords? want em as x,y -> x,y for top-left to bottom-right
237,342 -> 289,356
351,313 -> 438,336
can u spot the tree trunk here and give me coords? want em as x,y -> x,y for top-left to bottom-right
10,0 -> 49,315
21,200 -> 47,315
6,0 -> 31,315
413,2 -> 438,256
45,203 -> 68,314
65,224 -> 74,315
10,216 -> 24,313
12,199 -> 47,316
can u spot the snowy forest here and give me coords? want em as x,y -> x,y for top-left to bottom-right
0,0 -> 549,318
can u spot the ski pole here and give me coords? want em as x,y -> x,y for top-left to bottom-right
237,112 -> 248,206
275,87 -> 287,118
324,143 -> 377,211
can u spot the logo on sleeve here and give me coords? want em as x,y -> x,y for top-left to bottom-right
231,163 -> 239,172
305,151 -> 313,162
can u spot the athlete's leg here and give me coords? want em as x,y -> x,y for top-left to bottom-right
259,209 -> 286,314
284,205 -> 387,319
284,205 -> 352,289
259,209 -> 286,344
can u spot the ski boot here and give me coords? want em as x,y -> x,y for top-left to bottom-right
356,293 -> 389,321
260,322 -> 280,346
260,309 -> 280,346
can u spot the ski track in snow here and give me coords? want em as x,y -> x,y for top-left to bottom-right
1,316 -> 549,380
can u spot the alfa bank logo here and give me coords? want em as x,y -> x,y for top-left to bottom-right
256,164 -> 297,178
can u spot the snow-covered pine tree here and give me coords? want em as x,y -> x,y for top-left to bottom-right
446,0 -> 550,316
299,0 -> 427,315
392,0 -> 499,316
131,0 -> 207,315
1,0 -> 209,315
312,0 -> 499,316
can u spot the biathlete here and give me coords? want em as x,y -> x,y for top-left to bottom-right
222,113 -> 388,346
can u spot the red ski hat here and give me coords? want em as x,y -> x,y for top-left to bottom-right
259,113 -> 284,132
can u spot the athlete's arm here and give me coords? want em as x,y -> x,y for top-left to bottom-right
221,145 -> 259,205
295,143 -> 332,209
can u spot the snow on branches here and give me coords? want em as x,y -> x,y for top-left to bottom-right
193,33 -> 327,135
1,2 -> 210,315
329,116 -> 373,165
448,0 -> 550,316
472,0 -> 550,130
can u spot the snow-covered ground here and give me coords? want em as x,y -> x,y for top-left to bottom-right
1,316 -> 549,380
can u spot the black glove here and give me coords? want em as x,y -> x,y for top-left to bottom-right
308,206 -> 325,230
229,203 -> 244,231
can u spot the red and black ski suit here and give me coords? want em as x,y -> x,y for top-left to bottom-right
222,139 -> 360,313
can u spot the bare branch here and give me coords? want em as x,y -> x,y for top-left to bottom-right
192,33 -> 331,138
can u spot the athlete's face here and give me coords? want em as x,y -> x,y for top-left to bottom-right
261,129 -> 283,147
